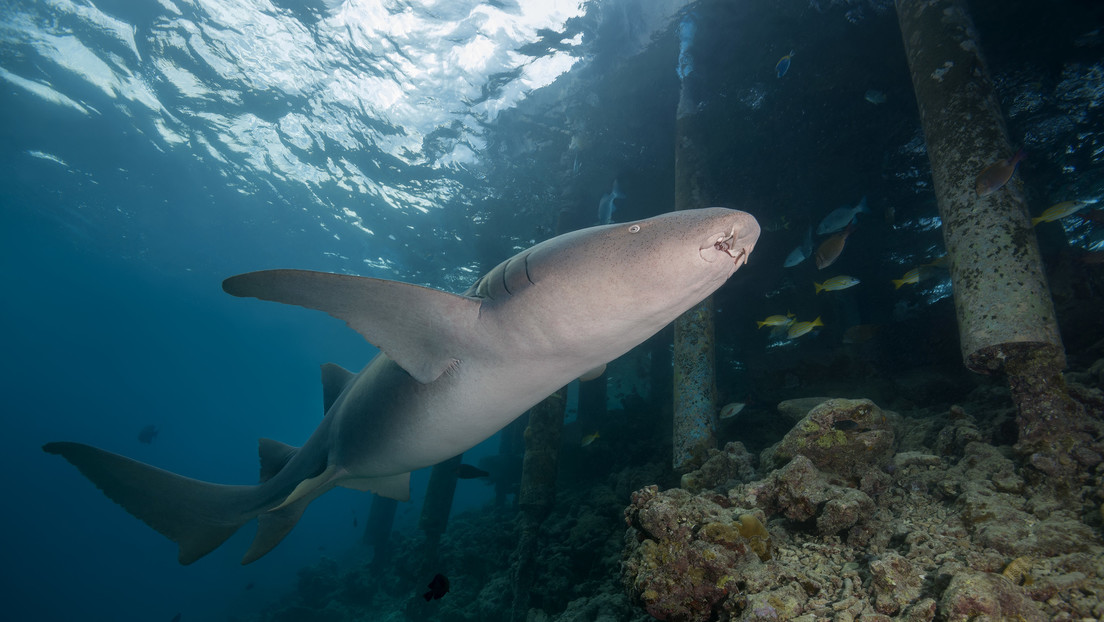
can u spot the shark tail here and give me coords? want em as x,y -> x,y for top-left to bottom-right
43,441 -> 257,565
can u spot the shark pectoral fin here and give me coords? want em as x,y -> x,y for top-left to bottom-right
43,442 -> 253,565
578,364 -> 606,381
338,473 -> 411,502
223,270 -> 482,384
320,363 -> 355,413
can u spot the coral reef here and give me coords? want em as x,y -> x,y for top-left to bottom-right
235,356 -> 1104,622
621,485 -> 765,621
620,382 -> 1104,621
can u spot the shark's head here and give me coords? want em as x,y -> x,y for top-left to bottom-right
481,207 -> 759,352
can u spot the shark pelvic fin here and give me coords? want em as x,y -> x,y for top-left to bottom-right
271,464 -> 339,511
243,501 -> 308,565
43,442 -> 253,565
337,472 -> 411,501
223,270 -> 482,384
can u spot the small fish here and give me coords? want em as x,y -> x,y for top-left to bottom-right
1031,200 -> 1094,226
580,432 -> 600,447
137,424 -> 159,444
597,180 -> 624,225
719,402 -> 745,420
832,419 -> 859,431
864,89 -> 887,104
756,313 -> 795,329
975,149 -> 1026,197
892,267 -> 921,289
423,573 -> 450,601
170,614 -> 181,622
816,197 -> 868,235
245,582 -> 255,591
814,275 -> 860,294
815,226 -> 852,269
842,324 -> 880,344
776,50 -> 794,78
456,464 -> 490,479
787,317 -> 823,339
783,227 -> 814,268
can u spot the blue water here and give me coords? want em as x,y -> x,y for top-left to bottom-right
3,0 -> 1104,620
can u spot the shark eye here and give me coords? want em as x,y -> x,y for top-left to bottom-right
628,224 -> 640,233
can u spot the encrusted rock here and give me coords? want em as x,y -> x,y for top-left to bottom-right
737,454 -> 875,537
681,441 -> 758,493
817,488 -> 875,536
740,582 -> 805,620
952,444 -> 1098,557
622,486 -> 763,622
938,569 -> 1046,622
767,398 -> 895,484
869,552 -> 923,615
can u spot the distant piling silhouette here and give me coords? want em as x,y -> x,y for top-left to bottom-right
364,494 -> 397,573
417,454 -> 462,576
509,386 -> 566,620
896,0 -> 1094,490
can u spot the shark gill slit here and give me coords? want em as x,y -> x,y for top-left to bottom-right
524,253 -> 535,285
501,257 -> 514,295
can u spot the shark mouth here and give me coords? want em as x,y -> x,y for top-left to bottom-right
706,225 -> 751,268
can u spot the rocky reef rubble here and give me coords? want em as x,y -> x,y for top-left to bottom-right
623,391 -> 1104,621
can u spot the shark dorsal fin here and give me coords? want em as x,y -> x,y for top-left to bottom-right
224,270 -> 482,384
258,438 -> 298,483
320,363 -> 354,414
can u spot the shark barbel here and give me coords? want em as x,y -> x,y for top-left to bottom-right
44,207 -> 760,564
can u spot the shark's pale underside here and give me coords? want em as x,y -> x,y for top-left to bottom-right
44,207 -> 760,564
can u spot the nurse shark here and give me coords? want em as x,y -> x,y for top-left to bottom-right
44,207 -> 760,565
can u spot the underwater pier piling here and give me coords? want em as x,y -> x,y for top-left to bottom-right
578,372 -> 607,433
417,454 -> 462,575
671,10 -> 719,473
510,385 -> 566,621
364,495 -> 397,572
896,0 -> 1092,483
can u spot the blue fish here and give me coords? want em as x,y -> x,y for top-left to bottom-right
783,226 -> 813,268
597,180 -> 624,225
776,50 -> 794,78
816,196 -> 868,235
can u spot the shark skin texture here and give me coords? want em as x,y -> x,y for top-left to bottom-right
44,207 -> 760,565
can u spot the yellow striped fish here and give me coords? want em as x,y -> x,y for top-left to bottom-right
814,275 -> 860,294
1031,200 -> 1094,226
787,317 -> 824,339
756,313 -> 795,329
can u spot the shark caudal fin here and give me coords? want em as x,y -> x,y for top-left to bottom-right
43,442 -> 256,565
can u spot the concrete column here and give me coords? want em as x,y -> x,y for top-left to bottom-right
418,453 -> 462,575
672,10 -> 719,473
364,494 -> 397,572
896,0 -> 1096,487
